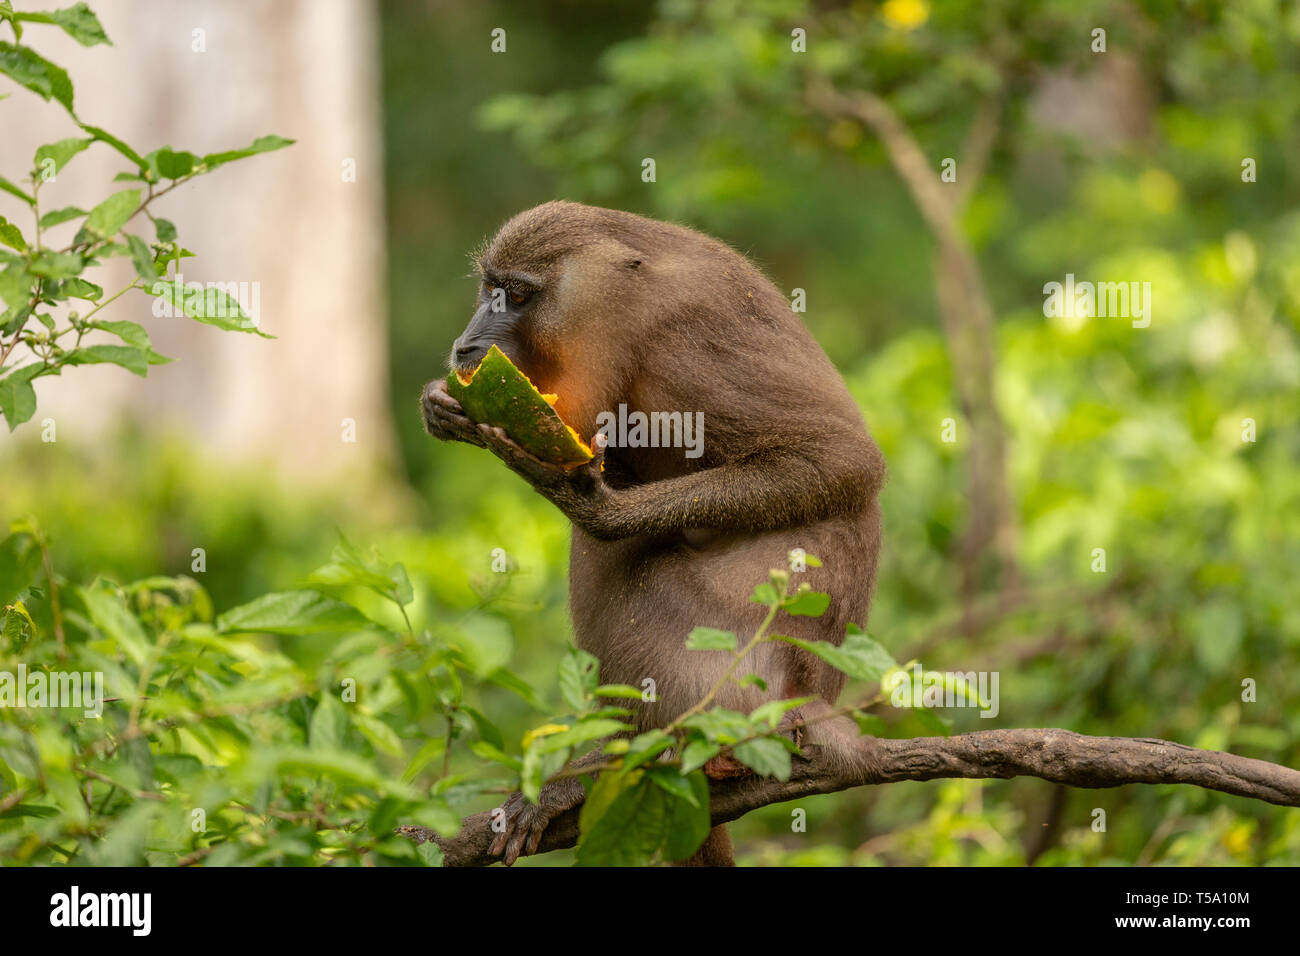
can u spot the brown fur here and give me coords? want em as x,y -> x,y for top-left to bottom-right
424,202 -> 886,866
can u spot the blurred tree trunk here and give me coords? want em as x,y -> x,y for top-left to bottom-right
0,0 -> 394,479
807,83 -> 1018,614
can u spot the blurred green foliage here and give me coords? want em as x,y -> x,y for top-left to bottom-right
2,0 -> 1299,865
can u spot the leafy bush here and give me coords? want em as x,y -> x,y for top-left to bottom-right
0,0 -> 290,431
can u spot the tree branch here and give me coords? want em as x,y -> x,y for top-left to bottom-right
400,728 -> 1300,866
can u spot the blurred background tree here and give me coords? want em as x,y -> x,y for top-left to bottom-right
2,0 -> 1298,865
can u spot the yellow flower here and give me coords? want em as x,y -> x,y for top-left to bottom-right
882,0 -> 929,31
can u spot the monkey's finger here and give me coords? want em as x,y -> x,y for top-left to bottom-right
479,424 -> 556,481
583,431 -> 609,480
503,828 -> 528,867
524,822 -> 546,858
430,405 -> 485,445
424,380 -> 464,414
488,830 -> 507,857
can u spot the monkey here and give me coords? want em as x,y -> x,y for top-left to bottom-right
421,201 -> 885,866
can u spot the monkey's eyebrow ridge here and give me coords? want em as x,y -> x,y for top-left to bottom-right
481,267 -> 545,291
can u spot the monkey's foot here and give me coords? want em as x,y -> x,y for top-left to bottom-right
703,752 -> 752,780
488,779 -> 584,866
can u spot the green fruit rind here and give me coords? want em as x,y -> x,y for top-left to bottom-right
447,345 -> 593,467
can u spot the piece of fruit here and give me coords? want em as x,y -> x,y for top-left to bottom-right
447,345 -> 593,467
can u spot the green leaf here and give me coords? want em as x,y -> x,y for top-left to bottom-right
659,770 -> 711,861
89,319 -> 148,347
146,277 -> 269,336
60,276 -> 102,301
462,705 -> 503,750
558,646 -> 600,711
0,363 -> 38,430
0,530 -> 42,606
685,625 -> 737,651
577,767 -> 710,865
153,147 -> 197,180
27,250 -> 83,278
79,579 -> 150,665
532,717 -> 630,754
307,535 -> 411,606
782,587 -> 831,617
401,737 -> 447,782
520,742 -> 568,803
0,265 -> 33,312
79,123 -> 147,171
749,696 -> 813,729
593,683 -> 642,700
681,707 -> 752,745
617,729 -> 673,770
37,205 -> 86,227
125,234 -> 157,282
60,343 -> 149,377
416,841 -> 444,867
84,188 -> 140,239
216,590 -> 372,634
0,216 -> 25,252
772,626 -> 896,683
679,737 -> 720,774
33,136 -> 91,178
0,41 -> 74,113
483,668 -> 545,711
200,134 -> 294,170
647,764 -> 700,805
15,3 -> 110,47
448,613 -> 513,677
153,217 -> 177,243
358,714 -> 405,758
732,736 -> 792,780
577,772 -> 665,866
749,581 -> 780,606
309,695 -> 350,751
467,739 -> 522,772
0,174 -> 34,205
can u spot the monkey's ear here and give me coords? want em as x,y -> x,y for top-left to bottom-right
625,257 -> 643,270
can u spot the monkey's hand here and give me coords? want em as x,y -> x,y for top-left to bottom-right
488,777 -> 586,866
421,379 -> 485,447
475,424 -> 614,529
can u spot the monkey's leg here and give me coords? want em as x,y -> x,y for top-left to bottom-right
488,747 -> 607,866
672,825 -> 735,867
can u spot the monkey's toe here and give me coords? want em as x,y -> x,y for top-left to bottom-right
703,752 -> 753,780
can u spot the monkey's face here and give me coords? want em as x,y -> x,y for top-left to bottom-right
451,274 -> 530,370
446,202 -> 651,415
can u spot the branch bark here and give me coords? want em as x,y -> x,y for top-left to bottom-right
400,728 -> 1300,866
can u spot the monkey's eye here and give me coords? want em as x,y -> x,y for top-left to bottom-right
508,288 -> 532,307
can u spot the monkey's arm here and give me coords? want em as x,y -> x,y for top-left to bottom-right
482,427 -> 881,539
425,378 -> 882,539
559,446 -> 883,540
